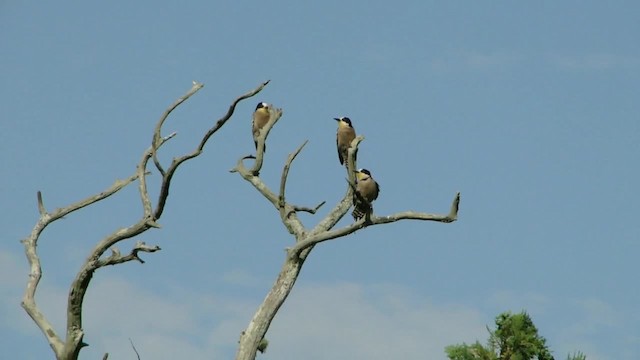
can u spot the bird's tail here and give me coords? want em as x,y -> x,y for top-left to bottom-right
351,202 -> 371,220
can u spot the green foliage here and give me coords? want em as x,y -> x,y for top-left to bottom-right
490,311 -> 554,360
445,311 -> 563,360
445,341 -> 497,360
566,351 -> 586,360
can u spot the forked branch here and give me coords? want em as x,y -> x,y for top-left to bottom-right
21,174 -> 140,359
279,140 -> 309,210
152,81 -> 205,176
22,80 -> 269,360
234,129 -> 461,360
98,241 -> 162,266
230,105 -> 285,207
288,192 -> 461,258
155,80 -> 271,219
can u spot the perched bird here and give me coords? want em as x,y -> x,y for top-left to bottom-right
352,168 -> 380,220
334,116 -> 356,166
252,102 -> 271,152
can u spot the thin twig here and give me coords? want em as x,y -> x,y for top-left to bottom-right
279,140 -> 309,210
292,201 -> 326,214
129,338 -> 141,360
98,241 -> 162,267
36,191 -> 46,215
152,81 -> 205,176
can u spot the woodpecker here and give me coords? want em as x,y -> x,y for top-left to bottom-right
252,102 -> 270,152
334,116 -> 356,166
352,168 -> 380,220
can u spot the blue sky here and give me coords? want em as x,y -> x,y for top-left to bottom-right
1,1 -> 639,359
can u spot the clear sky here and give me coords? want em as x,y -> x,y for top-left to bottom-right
1,1 -> 639,359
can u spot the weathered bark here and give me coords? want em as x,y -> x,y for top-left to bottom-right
21,80 -> 269,360
233,132 -> 460,360
21,78 -> 459,360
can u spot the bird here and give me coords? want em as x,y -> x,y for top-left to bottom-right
352,168 -> 380,220
334,116 -> 356,166
252,102 -> 271,152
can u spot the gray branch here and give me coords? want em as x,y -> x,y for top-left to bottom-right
229,106 -> 286,212
278,140 -> 308,211
129,338 -> 141,360
233,131 -> 460,360
22,80 -> 269,360
277,140 -> 326,236
277,142 -> 326,215
292,201 -> 326,214
98,241 -> 162,266
21,175 -> 139,359
152,81 -> 204,176
234,136 -> 361,360
288,192 -> 461,258
154,80 -> 270,219
230,105 -> 283,176
307,136 -> 364,235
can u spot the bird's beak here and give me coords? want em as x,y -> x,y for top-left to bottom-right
333,118 -> 340,121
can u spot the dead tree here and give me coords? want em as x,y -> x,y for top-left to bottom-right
21,80 -> 460,360
230,106 -> 460,360
21,80 -> 269,360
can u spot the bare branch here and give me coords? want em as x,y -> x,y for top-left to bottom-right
278,140 -> 326,217
152,81 -> 205,176
233,112 -> 460,360
230,105 -> 285,210
307,136 -> 364,235
278,140 -> 308,210
63,222 -> 150,359
292,201 -> 326,214
59,80 -> 226,358
449,191 -> 461,219
22,81 -> 265,360
37,191 -> 46,215
232,166 -> 281,207
97,241 -> 161,267
234,133 -> 316,239
288,192 -> 461,257
274,140 -> 320,237
235,129 -> 365,360
137,150 -> 155,219
154,80 -> 270,219
235,256 -> 305,360
129,338 -> 141,360
21,174 -> 140,359
59,88 -> 208,356
52,175 -> 139,224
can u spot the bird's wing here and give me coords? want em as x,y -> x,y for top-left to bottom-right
337,136 -> 345,165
